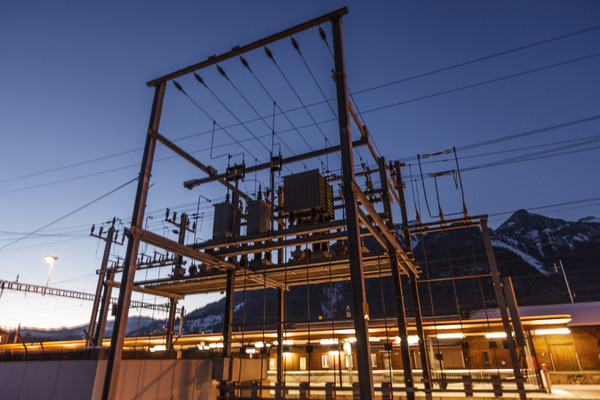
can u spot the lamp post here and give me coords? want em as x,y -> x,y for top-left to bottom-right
44,255 -> 58,295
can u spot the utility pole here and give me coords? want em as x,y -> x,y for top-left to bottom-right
88,219 -> 123,348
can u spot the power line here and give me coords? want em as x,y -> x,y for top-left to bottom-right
4,34 -> 598,187
172,80 -> 259,161
359,52 -> 600,115
352,24 -> 600,96
0,177 -> 138,251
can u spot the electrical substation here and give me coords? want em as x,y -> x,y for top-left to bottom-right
0,7 -> 550,400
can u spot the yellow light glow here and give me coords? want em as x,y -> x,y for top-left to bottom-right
149,345 -> 166,352
45,255 -> 57,264
320,339 -> 338,345
528,318 -> 572,325
485,332 -> 507,339
408,335 -> 420,345
329,351 -> 340,356
534,328 -> 570,335
437,333 -> 465,339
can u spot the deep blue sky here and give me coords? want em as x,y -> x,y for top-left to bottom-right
1,1 -> 599,328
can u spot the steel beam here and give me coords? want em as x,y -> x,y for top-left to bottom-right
129,226 -> 283,290
351,180 -> 418,275
193,220 -> 347,250
332,15 -> 374,400
150,129 -> 251,202
480,219 -> 527,400
106,280 -> 184,300
147,8 -> 348,86
102,82 -> 166,400
184,137 -> 368,189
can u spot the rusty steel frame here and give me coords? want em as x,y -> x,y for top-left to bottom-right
97,7 -> 528,400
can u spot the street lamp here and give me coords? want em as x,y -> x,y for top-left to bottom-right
44,255 -> 58,295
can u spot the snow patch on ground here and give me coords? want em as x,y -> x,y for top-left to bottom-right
492,240 -> 549,276
189,314 -> 222,333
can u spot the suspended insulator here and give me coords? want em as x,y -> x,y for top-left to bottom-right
291,37 -> 300,52
216,65 -> 227,78
264,46 -> 274,60
166,208 -> 170,219
193,72 -> 206,87
111,217 -> 116,226
319,26 -> 327,43
91,225 -> 95,234
173,80 -> 185,93
173,211 -> 177,221
240,56 -> 250,70
99,227 -> 104,236
192,222 -> 196,231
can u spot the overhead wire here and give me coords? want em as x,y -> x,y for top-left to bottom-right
4,53 -> 599,190
359,52 -> 600,116
212,63 -> 296,173
0,177 -> 138,251
352,24 -> 600,97
263,45 -> 342,163
317,25 -> 383,156
5,24 -> 600,188
238,55 -> 318,169
192,71 -> 274,157
172,80 -> 258,161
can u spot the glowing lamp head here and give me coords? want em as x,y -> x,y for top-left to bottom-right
45,255 -> 57,264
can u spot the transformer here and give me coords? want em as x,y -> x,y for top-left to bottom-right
283,169 -> 333,222
213,201 -> 241,239
247,199 -> 271,235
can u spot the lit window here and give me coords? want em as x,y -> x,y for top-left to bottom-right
322,354 -> 330,368
371,353 -> 378,368
269,358 -> 276,370
345,354 -> 353,368
299,356 -> 307,371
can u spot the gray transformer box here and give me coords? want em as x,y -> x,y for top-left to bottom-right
247,200 -> 271,235
283,169 -> 333,220
213,202 -> 241,239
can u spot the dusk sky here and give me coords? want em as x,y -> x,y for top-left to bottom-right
1,1 -> 599,329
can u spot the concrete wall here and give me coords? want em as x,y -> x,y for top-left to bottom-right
0,360 -> 98,400
0,358 -> 217,400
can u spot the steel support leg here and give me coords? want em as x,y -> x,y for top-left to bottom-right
379,157 -> 414,398
332,15 -> 374,400
481,220 -> 526,400
277,287 -> 284,387
410,274 -> 432,398
393,160 -> 432,399
101,82 -> 166,400
223,270 -> 236,357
